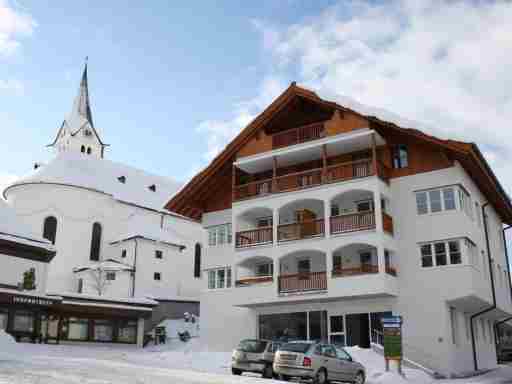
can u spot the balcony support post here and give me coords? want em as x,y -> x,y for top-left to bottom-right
232,165 -> 237,201
273,208 -> 279,245
322,144 -> 328,182
324,198 -> 330,238
371,132 -> 378,176
273,257 -> 280,295
377,244 -> 386,275
272,156 -> 278,192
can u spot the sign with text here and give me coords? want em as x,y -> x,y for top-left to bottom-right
381,316 -> 403,360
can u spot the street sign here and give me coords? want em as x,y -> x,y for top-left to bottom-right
381,316 -> 403,374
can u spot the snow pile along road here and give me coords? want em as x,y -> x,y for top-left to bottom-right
0,330 -> 24,361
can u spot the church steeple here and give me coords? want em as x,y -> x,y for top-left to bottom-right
48,59 -> 109,159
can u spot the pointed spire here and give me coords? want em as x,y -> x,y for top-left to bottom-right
72,57 -> 94,128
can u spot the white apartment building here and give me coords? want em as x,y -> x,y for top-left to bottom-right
166,84 -> 512,376
1,64 -> 202,346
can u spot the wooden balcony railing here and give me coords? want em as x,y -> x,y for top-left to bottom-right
382,212 -> 394,235
277,219 -> 325,242
233,178 -> 273,201
236,275 -> 273,287
332,264 -> 379,277
275,168 -> 323,192
233,158 -> 389,202
278,271 -> 327,293
235,227 -> 273,248
326,159 -> 373,183
272,122 -> 326,149
330,211 -> 376,234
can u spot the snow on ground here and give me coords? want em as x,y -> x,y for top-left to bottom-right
0,337 -> 511,383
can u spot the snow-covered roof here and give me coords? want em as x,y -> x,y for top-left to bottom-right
146,295 -> 199,302
73,258 -> 134,273
47,291 -> 158,306
4,152 -> 182,212
110,227 -> 186,249
0,287 -> 62,301
0,200 -> 55,252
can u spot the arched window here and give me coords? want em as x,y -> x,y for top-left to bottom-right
89,222 -> 102,261
194,243 -> 201,278
87,147 -> 92,155
43,216 -> 57,244
81,145 -> 85,153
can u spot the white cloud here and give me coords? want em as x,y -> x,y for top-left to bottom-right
246,0 -> 512,195
196,77 -> 286,162
0,0 -> 36,57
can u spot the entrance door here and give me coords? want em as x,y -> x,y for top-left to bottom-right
346,313 -> 370,348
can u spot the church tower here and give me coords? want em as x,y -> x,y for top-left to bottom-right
48,60 -> 108,159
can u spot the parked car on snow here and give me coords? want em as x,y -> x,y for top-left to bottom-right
231,339 -> 282,378
273,341 -> 366,384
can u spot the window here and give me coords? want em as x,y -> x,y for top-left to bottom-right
68,318 -> 89,341
81,145 -> 85,153
207,224 -> 232,246
87,147 -> 92,155
450,307 -> 458,345
329,315 -> 345,346
77,278 -> 83,294
298,259 -> 311,274
106,272 -> 116,281
13,311 -> 34,332
154,272 -> 161,281
331,204 -> 340,217
392,144 -> 408,169
121,249 -> 127,258
155,250 -> 163,259
118,320 -> 137,343
420,239 -> 463,268
356,200 -> 373,212
421,244 -> 433,267
43,216 -> 58,244
93,320 -> 113,342
256,263 -> 273,276
257,217 -> 273,227
416,187 -> 458,215
194,243 -> 201,278
207,267 -> 232,289
89,222 -> 102,261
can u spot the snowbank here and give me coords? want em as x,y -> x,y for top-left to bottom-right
0,330 -> 24,361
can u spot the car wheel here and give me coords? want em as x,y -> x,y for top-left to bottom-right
231,368 -> 242,375
314,368 -> 328,384
263,364 -> 273,379
354,371 -> 365,384
279,374 -> 291,381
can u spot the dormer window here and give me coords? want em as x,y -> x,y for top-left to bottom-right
118,176 -> 126,184
148,184 -> 156,192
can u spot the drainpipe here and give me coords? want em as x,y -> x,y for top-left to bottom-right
131,238 -> 139,297
470,202 -> 497,371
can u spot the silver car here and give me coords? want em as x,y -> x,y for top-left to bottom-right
231,339 -> 282,378
273,341 -> 366,384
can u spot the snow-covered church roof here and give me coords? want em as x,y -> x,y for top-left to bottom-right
4,152 -> 182,212
0,199 -> 54,251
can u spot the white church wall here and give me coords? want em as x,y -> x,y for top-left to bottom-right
75,268 -> 132,298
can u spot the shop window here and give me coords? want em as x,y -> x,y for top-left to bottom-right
68,318 -> 89,341
12,311 -> 34,332
330,315 -> 345,346
89,222 -> 102,261
118,320 -> 137,343
93,320 -> 113,342
43,216 -> 58,244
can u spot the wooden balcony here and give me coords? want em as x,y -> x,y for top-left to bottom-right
277,219 -> 325,242
383,212 -> 394,235
330,211 -> 376,234
278,271 -> 327,293
233,158 -> 390,202
332,264 -> 379,278
236,275 -> 273,287
235,227 -> 273,248
272,122 -> 326,149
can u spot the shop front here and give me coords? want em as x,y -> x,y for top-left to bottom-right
0,288 -> 62,343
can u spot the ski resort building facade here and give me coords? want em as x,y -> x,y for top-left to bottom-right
167,84 -> 512,376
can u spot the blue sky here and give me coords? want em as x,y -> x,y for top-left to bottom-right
0,0 -> 337,182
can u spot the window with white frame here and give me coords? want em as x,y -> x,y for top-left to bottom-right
420,239 -> 463,268
458,188 -> 473,219
207,267 -> 232,289
415,187 -> 457,215
329,315 -> 346,346
450,307 -> 458,345
106,272 -> 116,281
207,224 -> 232,247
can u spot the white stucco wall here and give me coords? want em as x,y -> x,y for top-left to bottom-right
0,254 -> 48,293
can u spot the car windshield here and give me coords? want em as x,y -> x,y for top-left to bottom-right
237,340 -> 267,353
279,342 -> 312,353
